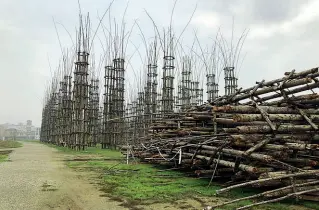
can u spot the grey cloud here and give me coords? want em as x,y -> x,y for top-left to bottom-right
248,0 -> 311,24
197,0 -> 311,25
1,0 -> 319,126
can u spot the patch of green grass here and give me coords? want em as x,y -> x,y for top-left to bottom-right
74,160 -> 219,202
300,201 -> 319,210
70,159 -> 319,209
67,161 -> 85,168
0,154 -> 8,162
22,140 -> 40,143
54,143 -> 319,210
0,141 -> 22,149
44,143 -> 123,159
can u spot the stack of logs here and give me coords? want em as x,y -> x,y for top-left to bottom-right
126,67 -> 319,209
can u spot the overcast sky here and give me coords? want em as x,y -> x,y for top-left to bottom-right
0,0 -> 318,126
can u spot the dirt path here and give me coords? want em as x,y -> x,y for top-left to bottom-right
0,142 -> 126,210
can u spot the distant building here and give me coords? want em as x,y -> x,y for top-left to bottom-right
0,121 -> 40,140
4,128 -> 18,140
26,120 -> 32,126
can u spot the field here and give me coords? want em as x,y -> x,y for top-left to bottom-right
0,140 -> 22,149
46,143 -> 319,210
0,140 -> 22,163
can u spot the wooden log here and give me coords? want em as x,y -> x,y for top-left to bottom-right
311,151 -> 319,157
285,158 -> 318,166
298,194 -> 319,202
155,133 -> 178,138
237,188 -> 319,210
212,69 -> 319,105
259,171 -> 289,179
295,107 -> 319,130
284,68 -> 319,77
262,94 -> 319,106
253,81 -> 319,103
210,167 -> 234,173
223,128 -> 240,133
190,131 -> 212,135
187,144 -> 273,162
183,152 -> 259,173
299,98 -> 319,105
216,170 -> 319,194
222,78 -> 312,104
240,68 -> 318,94
236,124 -> 316,134
243,138 -> 271,156
151,126 -> 178,129
234,141 -> 318,151
258,173 -> 318,182
285,143 -> 319,150
261,100 -> 319,108
260,151 -> 289,159
233,114 -> 319,122
195,170 -> 215,176
264,184 -> 319,198
207,180 -> 319,210
214,105 -> 319,114
191,127 -> 216,132
230,134 -> 319,142
192,115 -> 213,120
216,118 -> 268,126
263,144 -> 290,151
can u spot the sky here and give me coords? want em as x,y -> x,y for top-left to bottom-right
0,0 -> 318,127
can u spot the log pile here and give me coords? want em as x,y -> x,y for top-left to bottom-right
126,67 -> 319,209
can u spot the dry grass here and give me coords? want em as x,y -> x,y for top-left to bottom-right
0,141 -> 22,149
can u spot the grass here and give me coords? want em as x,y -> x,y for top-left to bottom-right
0,154 -> 8,162
0,140 -> 22,149
0,140 -> 21,163
22,140 -> 40,143
51,144 -> 319,210
45,143 -> 122,159
70,160 -> 218,201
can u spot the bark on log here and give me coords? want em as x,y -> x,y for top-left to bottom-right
285,143 -> 319,150
211,68 -> 319,105
263,94 -> 319,106
244,68 -> 318,94
216,118 -> 268,126
284,158 -> 318,166
207,180 -> 319,209
223,128 -> 240,133
253,81 -> 319,104
219,78 -> 312,104
216,170 -> 319,194
244,138 -> 271,155
183,152 -> 259,173
230,134 -> 319,142
233,114 -> 319,122
237,188 -> 319,210
236,124 -> 316,134
214,105 -> 319,114
186,144 -> 273,162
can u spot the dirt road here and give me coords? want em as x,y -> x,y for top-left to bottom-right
0,142 -> 125,210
